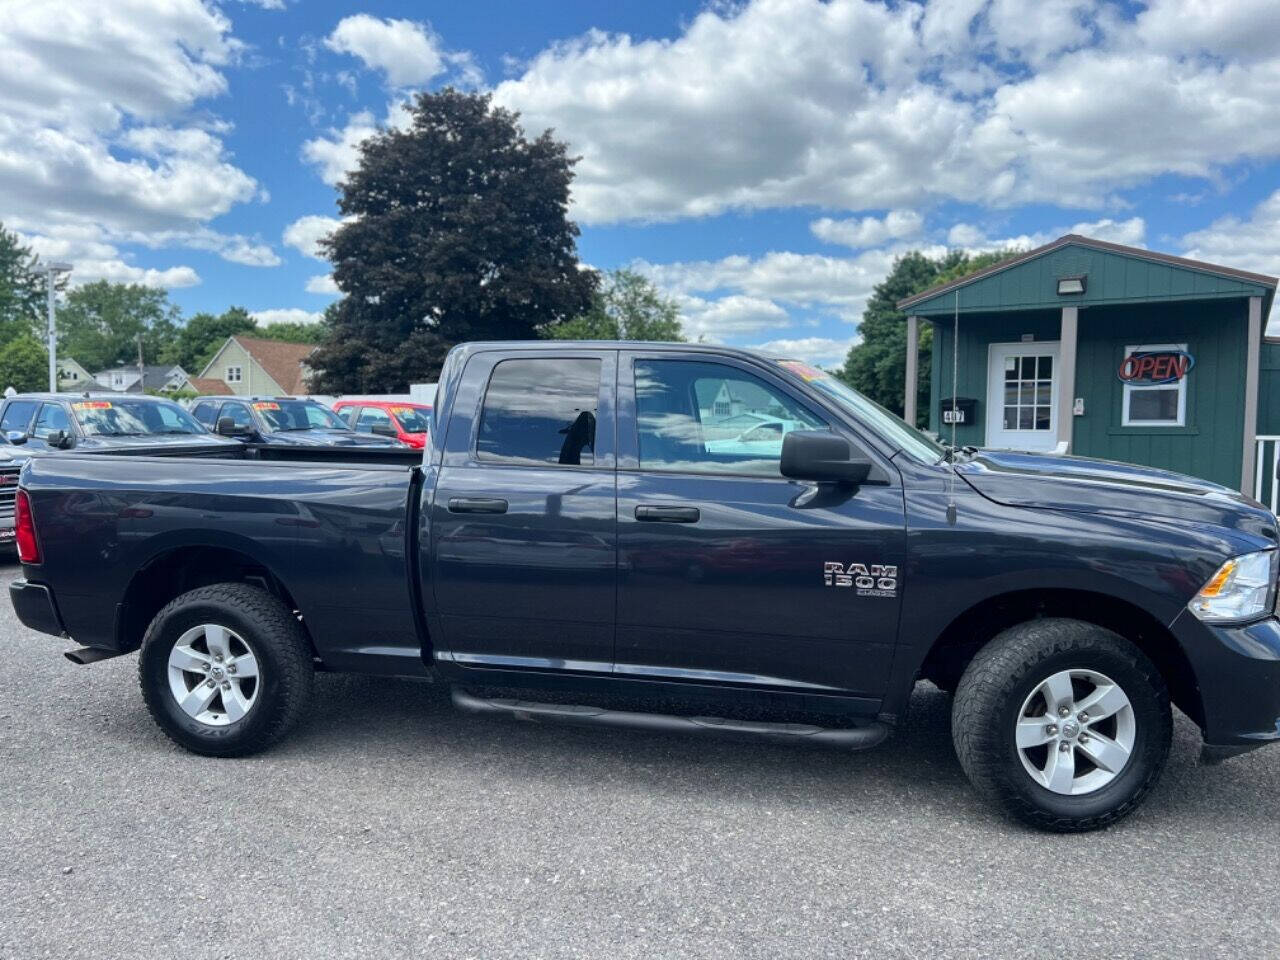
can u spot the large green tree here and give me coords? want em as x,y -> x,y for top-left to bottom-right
839,248 -> 1019,422
0,224 -> 45,344
57,281 -> 182,372
546,268 -> 684,341
0,336 -> 48,393
172,306 -> 256,372
308,88 -> 598,393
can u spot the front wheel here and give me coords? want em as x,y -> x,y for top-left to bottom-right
952,619 -> 1172,832
139,583 -> 314,756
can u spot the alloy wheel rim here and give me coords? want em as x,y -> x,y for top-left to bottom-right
1015,668 -> 1136,796
166,624 -> 260,727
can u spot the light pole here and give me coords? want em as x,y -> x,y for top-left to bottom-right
36,262 -> 72,393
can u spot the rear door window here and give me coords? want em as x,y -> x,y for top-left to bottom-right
1,401 -> 37,434
476,358 -> 601,467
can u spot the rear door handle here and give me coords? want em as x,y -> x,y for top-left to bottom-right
448,497 -> 508,514
635,505 -> 700,523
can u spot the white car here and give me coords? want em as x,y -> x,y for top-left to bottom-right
704,416 -> 806,456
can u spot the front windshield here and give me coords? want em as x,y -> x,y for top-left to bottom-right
252,400 -> 348,432
389,405 -> 430,432
774,360 -> 945,463
72,399 -> 205,437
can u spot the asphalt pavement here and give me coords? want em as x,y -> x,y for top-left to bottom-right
2,557 -> 1278,959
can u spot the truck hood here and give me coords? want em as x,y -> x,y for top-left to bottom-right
73,434 -> 244,454
956,450 -> 1278,541
261,430 -> 403,447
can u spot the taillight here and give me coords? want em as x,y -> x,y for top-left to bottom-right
15,489 -> 41,564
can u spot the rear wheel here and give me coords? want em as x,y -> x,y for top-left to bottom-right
952,618 -> 1171,832
139,583 -> 313,756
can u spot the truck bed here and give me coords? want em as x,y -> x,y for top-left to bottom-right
19,453 -> 426,675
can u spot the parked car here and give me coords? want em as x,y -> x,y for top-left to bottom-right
0,393 -> 244,456
332,399 -> 432,449
11,341 -> 1280,832
0,446 -> 26,550
188,396 -> 407,448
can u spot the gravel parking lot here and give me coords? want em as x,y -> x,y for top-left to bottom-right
2,558 -> 1278,959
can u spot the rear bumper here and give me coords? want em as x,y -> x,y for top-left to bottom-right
9,579 -> 66,638
1171,610 -> 1280,749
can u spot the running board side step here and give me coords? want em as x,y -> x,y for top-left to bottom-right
450,689 -> 890,750
64,646 -> 125,666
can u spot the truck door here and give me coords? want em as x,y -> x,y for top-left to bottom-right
615,352 -> 906,699
429,349 -> 617,674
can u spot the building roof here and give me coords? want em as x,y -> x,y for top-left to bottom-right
201,336 -> 316,393
898,234 -> 1278,314
188,377 -> 233,395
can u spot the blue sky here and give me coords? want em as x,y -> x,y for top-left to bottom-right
5,0 -> 1280,367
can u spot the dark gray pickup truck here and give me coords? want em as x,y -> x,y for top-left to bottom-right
10,341 -> 1280,831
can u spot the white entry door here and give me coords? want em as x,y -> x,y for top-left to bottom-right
986,342 -> 1060,451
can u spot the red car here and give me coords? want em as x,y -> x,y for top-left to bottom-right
332,399 -> 432,449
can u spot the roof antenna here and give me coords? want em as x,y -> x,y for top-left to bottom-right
946,288 -> 959,526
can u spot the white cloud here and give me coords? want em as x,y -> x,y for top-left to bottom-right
1066,217 -> 1146,247
639,247 -> 909,324
133,227 -> 280,267
325,15 -> 448,88
301,110 -> 381,187
491,0 -> 1280,224
811,210 -> 922,249
947,223 -> 986,247
305,274 -> 340,295
1181,190 -> 1280,279
749,336 -> 859,369
251,308 -> 323,326
941,216 -> 1145,254
236,0 -> 286,9
0,1 -> 260,235
21,224 -> 200,289
678,295 -> 791,339
283,215 -> 344,259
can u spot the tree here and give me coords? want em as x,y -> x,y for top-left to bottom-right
57,281 -> 182,372
307,89 -> 598,393
0,336 -> 48,393
546,268 -> 684,341
257,320 -> 324,345
0,223 -> 44,343
839,248 -> 1019,422
172,306 -> 257,372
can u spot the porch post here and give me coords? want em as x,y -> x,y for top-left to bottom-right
904,314 -> 919,426
1057,306 -> 1079,453
1241,296 -> 1262,496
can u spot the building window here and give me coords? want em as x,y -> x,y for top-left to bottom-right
1122,343 -> 1187,427
226,366 -> 242,383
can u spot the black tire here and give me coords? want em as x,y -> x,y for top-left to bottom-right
138,583 -> 314,757
952,618 -> 1172,832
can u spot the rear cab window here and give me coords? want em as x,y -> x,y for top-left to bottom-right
476,358 -> 602,467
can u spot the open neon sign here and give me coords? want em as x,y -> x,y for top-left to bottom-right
1118,349 -> 1195,385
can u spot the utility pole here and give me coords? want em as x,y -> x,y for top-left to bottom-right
137,332 -> 145,393
37,261 -> 73,392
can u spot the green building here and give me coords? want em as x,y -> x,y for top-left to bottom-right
898,234 -> 1277,501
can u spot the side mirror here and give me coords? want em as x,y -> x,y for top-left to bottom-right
217,417 -> 250,438
780,430 -> 872,485
6,430 -> 27,445
371,422 -> 399,437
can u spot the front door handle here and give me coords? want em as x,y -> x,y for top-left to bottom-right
635,504 -> 700,523
448,497 -> 508,514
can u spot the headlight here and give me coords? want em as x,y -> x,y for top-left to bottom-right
1188,550 -> 1278,622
